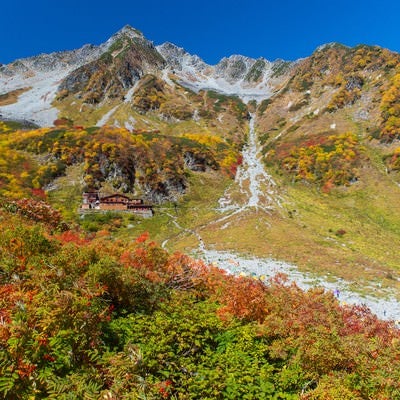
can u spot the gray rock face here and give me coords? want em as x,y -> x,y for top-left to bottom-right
345,75 -> 364,91
245,59 -> 269,82
215,55 -> 255,82
0,60 -> 30,76
156,42 -> 208,73
157,41 -> 294,101
58,61 -> 102,93
0,44 -> 102,78
184,151 -> 208,172
103,25 -> 145,47
146,178 -> 187,204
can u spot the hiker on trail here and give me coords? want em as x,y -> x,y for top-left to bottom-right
334,289 -> 340,298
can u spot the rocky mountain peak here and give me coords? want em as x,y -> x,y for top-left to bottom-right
57,26 -> 166,106
157,42 -> 188,60
156,42 -> 207,72
215,55 -> 257,82
314,42 -> 349,54
0,44 -> 103,78
111,24 -> 144,40
102,24 -> 155,55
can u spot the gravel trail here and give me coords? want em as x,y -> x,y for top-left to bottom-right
199,249 -> 400,322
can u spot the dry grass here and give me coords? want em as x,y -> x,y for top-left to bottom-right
0,87 -> 31,106
155,156 -> 400,294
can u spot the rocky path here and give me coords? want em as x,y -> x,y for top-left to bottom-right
200,116 -> 400,321
200,249 -> 400,322
164,115 -> 400,322
218,114 -> 279,213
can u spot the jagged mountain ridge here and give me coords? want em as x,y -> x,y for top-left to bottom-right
0,25 -> 293,126
58,29 -> 166,104
0,25 -> 146,77
156,42 -> 291,101
1,25 -> 400,131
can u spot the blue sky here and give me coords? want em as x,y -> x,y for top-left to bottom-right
1,0 -> 399,65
